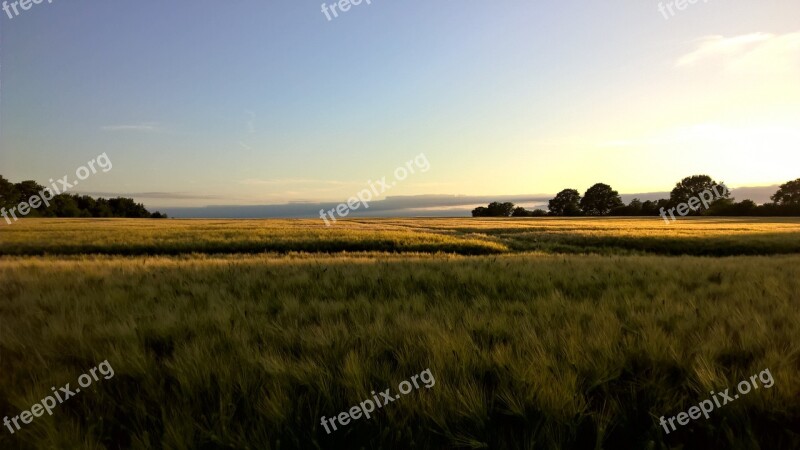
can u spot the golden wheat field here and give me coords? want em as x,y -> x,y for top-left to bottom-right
1,217 -> 799,449
1,216 -> 800,256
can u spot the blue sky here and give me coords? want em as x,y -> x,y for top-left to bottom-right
2,0 -> 799,210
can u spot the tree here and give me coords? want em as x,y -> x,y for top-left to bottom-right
510,206 -> 546,217
670,175 -> 729,213
107,197 -> 152,218
12,180 -> 49,216
530,209 -> 547,217
580,183 -> 623,216
0,175 -> 18,209
612,198 -> 644,216
472,202 -> 515,217
771,178 -> 800,205
730,199 -> 757,215
88,197 -> 114,217
548,189 -> 582,216
627,198 -> 643,213
511,207 -> 529,217
14,180 -> 46,204
1,174 -> 167,219
486,202 -> 515,217
49,195 -> 82,217
641,200 -> 659,216
471,206 -> 489,217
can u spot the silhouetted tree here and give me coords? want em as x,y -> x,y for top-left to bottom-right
49,195 -> 82,217
640,200 -> 659,216
580,183 -> 623,216
487,202 -> 515,217
548,189 -> 582,216
530,209 -> 547,217
669,175 -> 729,215
608,198 -> 643,216
14,180 -> 46,204
1,174 -> 167,219
511,207 -> 530,217
471,206 -> 489,217
771,178 -> 800,205
107,197 -> 152,218
0,176 -> 17,209
730,199 -> 758,215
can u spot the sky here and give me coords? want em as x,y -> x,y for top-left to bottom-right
1,0 -> 799,214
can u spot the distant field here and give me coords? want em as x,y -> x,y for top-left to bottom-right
1,218 -> 799,449
1,217 -> 800,256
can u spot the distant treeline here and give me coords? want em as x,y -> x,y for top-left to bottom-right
473,175 -> 800,217
0,175 -> 167,219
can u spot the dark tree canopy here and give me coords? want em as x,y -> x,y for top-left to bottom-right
670,175 -> 729,209
511,207 -> 529,217
473,176 -> 800,219
548,189 -> 582,216
0,175 -> 17,209
487,202 -> 515,217
580,183 -> 623,216
471,206 -> 489,217
15,180 -> 44,202
472,202 -> 515,217
771,178 -> 800,205
0,175 -> 167,219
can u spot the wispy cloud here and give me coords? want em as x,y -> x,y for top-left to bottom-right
676,32 -> 800,70
101,122 -> 161,132
239,178 -> 363,187
77,191 -> 221,200
676,33 -> 773,66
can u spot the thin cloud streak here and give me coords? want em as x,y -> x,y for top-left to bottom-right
101,122 -> 161,132
676,31 -> 800,68
76,191 -> 222,200
239,178 -> 364,187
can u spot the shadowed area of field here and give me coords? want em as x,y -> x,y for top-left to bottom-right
1,252 -> 799,449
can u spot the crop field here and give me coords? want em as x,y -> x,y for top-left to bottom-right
2,217 -> 800,256
1,218 -> 799,449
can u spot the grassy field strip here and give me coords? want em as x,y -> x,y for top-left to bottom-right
1,252 -> 799,448
2,218 -> 800,257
